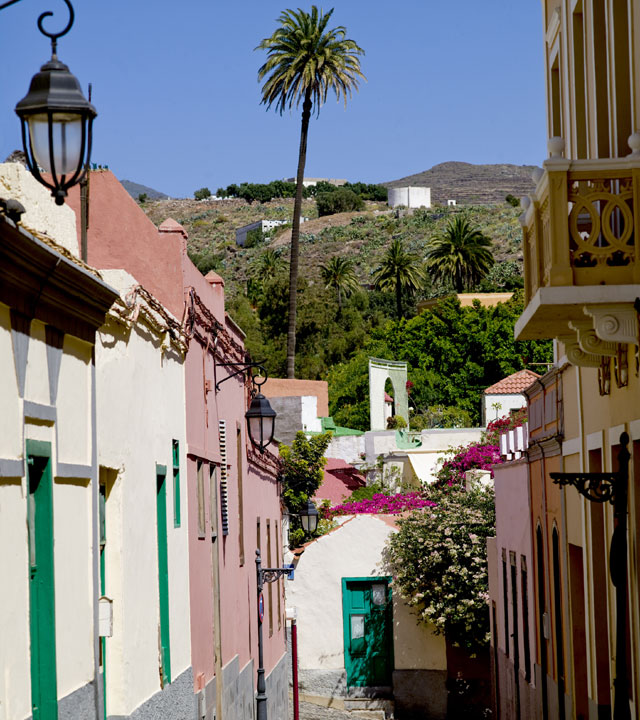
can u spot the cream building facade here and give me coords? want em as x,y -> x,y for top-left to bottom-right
0,169 -> 118,719
491,2 -> 640,719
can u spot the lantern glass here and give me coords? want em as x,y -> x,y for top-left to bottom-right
248,415 -> 263,447
28,112 -> 83,174
300,500 -> 319,535
261,415 -> 275,445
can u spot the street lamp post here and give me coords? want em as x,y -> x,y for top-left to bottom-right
255,548 -> 293,720
1,0 -> 96,205
550,432 -> 631,720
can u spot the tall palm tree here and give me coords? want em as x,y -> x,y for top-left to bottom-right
320,256 -> 360,308
257,7 -> 365,378
372,238 -> 425,319
426,216 -> 495,293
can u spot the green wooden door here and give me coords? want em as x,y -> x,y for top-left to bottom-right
27,440 -> 58,720
156,465 -> 171,686
342,578 -> 393,687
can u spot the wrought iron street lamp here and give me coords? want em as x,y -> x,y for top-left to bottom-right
255,548 -> 293,720
550,432 -> 631,720
1,0 -> 96,205
215,360 -> 277,453
299,498 -> 319,536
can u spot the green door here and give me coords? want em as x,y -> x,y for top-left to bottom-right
342,578 -> 393,687
156,465 -> 171,686
27,440 -> 58,720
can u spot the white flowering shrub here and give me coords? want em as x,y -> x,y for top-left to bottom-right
385,485 -> 495,652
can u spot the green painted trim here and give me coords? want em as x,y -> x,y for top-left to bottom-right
99,483 -> 107,719
26,439 -> 58,720
341,576 -> 393,689
156,466 -> 171,685
172,441 -> 180,528
26,439 -> 52,457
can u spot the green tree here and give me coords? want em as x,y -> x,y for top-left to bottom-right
320,256 -> 360,308
279,431 -> 332,545
385,485 -> 495,651
194,187 -> 212,201
425,216 -> 495,293
372,238 -> 425,319
316,187 -> 364,216
257,6 -> 365,378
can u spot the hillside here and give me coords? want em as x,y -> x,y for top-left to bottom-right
142,196 -> 523,303
383,161 -> 536,205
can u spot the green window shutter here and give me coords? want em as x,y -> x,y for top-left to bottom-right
156,464 -> 171,685
172,440 -> 180,528
26,439 -> 58,720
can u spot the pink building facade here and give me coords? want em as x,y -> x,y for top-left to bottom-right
67,172 -> 287,720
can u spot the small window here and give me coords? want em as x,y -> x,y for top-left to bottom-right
172,440 -> 180,528
371,583 -> 386,606
209,465 -> 218,540
197,460 -> 205,538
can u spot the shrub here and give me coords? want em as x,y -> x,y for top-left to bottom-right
386,415 -> 407,429
505,194 -> 521,207
410,406 -> 473,430
316,188 -> 364,216
194,187 -> 212,200
138,192 -> 148,203
385,484 -> 496,651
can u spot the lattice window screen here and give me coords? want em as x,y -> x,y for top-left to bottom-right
218,420 -> 229,536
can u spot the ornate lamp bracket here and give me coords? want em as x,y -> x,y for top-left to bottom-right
550,471 -> 618,504
215,360 -> 267,393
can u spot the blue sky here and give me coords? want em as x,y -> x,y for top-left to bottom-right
0,1 -> 547,198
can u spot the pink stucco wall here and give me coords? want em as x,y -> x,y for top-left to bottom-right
491,460 -> 536,673
68,173 -> 285,692
66,171 -> 185,318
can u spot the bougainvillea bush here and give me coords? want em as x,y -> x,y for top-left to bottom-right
384,485 -> 496,652
323,492 -> 435,519
434,443 -> 501,487
483,407 -> 527,446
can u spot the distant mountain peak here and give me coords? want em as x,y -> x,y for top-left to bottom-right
120,179 -> 169,200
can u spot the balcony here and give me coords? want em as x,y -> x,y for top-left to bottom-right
515,138 -> 640,360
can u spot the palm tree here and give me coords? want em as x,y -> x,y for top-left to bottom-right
257,249 -> 285,280
320,256 -> 360,308
372,238 -> 425,319
426,216 -> 495,293
257,7 -> 365,378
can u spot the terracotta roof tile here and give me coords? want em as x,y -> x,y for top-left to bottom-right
484,369 -> 540,395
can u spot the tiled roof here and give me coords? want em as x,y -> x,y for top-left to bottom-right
484,369 -> 540,395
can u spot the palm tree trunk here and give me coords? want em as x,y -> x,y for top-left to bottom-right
395,271 -> 402,319
287,90 -> 312,378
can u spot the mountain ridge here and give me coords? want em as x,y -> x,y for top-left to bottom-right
382,161 -> 537,205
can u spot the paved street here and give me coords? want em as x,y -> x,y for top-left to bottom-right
288,697 -> 359,720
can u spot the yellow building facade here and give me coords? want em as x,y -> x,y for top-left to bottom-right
491,2 -> 640,719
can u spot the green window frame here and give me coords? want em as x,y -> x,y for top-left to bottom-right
172,440 -> 180,528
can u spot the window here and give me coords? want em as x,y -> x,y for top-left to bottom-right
521,556 -> 531,683
210,464 -> 218,540
502,548 -> 509,657
172,440 -> 180,528
236,422 -> 244,564
267,519 -> 273,637
197,460 -> 205,538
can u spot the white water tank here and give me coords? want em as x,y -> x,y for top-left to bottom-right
388,186 -> 431,209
